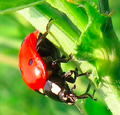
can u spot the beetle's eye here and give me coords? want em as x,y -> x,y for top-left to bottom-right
59,91 -> 68,101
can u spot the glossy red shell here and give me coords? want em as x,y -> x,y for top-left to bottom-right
18,30 -> 47,91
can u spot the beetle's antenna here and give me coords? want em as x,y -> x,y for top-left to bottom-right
74,103 -> 83,113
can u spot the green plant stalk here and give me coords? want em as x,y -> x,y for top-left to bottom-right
98,0 -> 110,14
17,1 -> 120,114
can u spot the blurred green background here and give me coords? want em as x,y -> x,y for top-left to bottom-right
0,0 -> 119,115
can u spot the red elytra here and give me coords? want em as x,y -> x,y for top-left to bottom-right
19,30 -> 47,91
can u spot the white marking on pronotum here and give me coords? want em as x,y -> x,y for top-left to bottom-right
51,83 -> 61,95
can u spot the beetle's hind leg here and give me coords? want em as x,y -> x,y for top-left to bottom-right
77,83 -> 97,101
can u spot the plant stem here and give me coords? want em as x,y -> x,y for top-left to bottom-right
98,0 -> 114,35
98,0 -> 110,14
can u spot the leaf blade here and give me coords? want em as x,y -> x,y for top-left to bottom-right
0,0 -> 44,14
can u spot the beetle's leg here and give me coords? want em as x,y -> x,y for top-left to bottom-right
37,18 -> 53,48
62,68 -> 90,83
85,83 -> 96,100
77,83 -> 97,101
52,53 -> 73,66
71,84 -> 76,93
40,18 -> 53,38
46,18 -> 53,33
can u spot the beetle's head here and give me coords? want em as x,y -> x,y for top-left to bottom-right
43,77 -> 78,105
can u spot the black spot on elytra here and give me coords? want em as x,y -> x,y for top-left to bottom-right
28,59 -> 33,66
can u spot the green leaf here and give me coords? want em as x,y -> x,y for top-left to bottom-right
75,2 -> 108,85
17,2 -> 80,55
0,0 -> 44,14
70,1 -> 120,114
46,0 -> 88,32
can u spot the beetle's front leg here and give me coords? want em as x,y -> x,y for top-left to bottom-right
62,68 -> 90,83
52,53 -> 73,66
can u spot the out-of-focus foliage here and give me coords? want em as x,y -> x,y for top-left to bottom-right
0,0 -> 119,114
